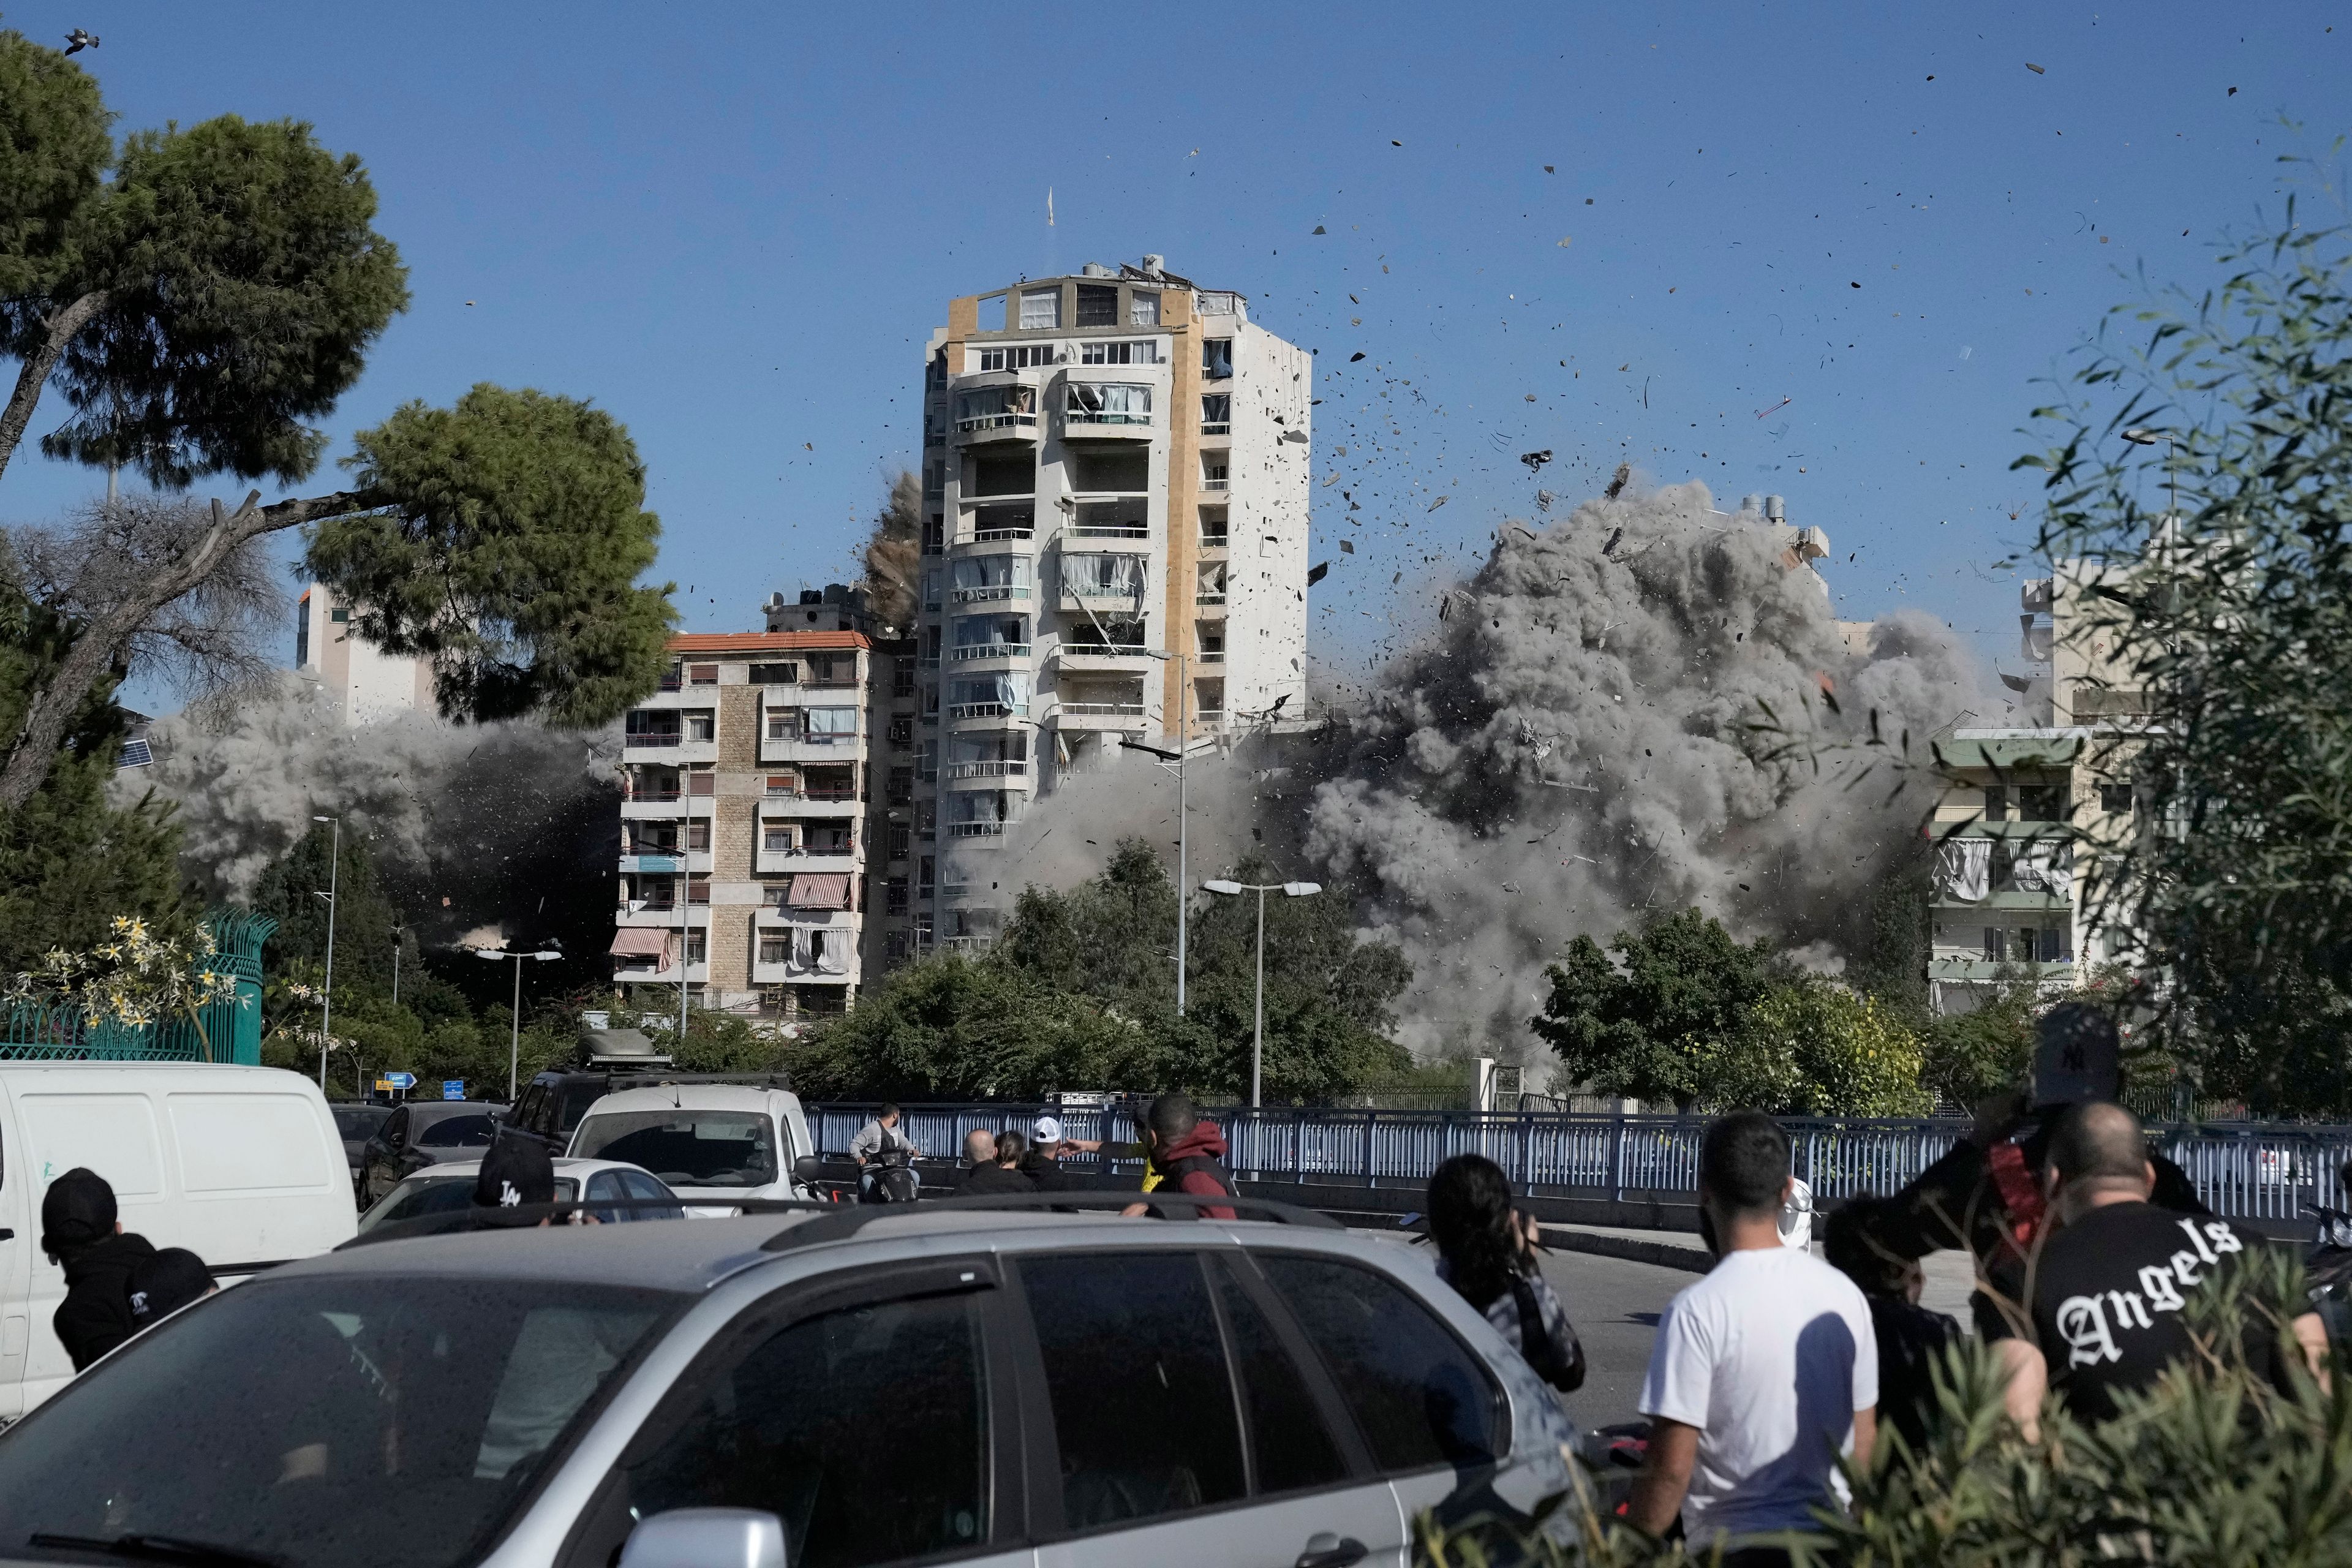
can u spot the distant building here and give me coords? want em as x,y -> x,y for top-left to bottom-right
1925,567 -> 2151,1015
295,584 -> 432,724
611,625 -> 888,1022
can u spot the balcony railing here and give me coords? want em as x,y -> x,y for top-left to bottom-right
1200,422 -> 1231,437
948,701 -> 1027,720
1196,592 -> 1226,606
951,643 -> 1030,662
625,790 -> 682,803
1197,651 -> 1226,664
952,585 -> 1030,603
1200,532 -> 1229,549
657,674 -> 682,692
767,731 -> 859,745
625,733 -> 683,747
946,761 -> 1030,780
802,677 -> 861,690
1069,524 -> 1149,540
1059,702 -> 1145,718
1202,478 -> 1230,492
973,525 -> 1035,543
948,822 -> 1009,839
1066,410 -> 1152,428
1060,645 -> 1147,660
761,844 -> 858,858
956,412 -> 1038,434
1196,709 -> 1226,723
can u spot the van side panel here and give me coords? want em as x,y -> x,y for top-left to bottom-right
170,1095 -> 336,1193
17,1095 -> 167,1202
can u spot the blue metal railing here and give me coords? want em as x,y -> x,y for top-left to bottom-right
809,1103 -> 2352,1226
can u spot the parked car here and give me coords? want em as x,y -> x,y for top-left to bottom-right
503,1069 -> 796,1156
0,1062 -> 355,1419
353,1158 -> 685,1240
328,1102 -> 393,1194
566,1084 -> 821,1210
355,1101 -> 503,1208
0,1200 -> 1579,1567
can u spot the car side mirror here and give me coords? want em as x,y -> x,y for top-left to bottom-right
793,1155 -> 821,1185
619,1507 -> 785,1568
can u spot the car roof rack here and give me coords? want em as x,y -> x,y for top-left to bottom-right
759,1190 -> 1341,1253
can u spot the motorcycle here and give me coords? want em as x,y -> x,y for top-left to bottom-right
2304,1202 -> 2352,1343
861,1144 -> 922,1205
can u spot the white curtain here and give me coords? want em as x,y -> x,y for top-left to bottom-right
1063,553 -> 1145,601
1129,291 -> 1160,326
1936,838 -> 1992,902
816,930 -> 850,975
1019,288 -> 1059,329
805,707 -> 858,737
952,556 -> 1029,591
2013,840 -> 2075,899
954,614 -> 1025,647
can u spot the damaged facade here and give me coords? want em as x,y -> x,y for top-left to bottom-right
903,257 -> 1312,956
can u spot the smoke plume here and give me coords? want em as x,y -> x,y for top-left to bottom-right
1302,480 -> 1984,1059
129,676 -> 622,956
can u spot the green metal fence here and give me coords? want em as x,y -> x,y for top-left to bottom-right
0,910 -> 276,1065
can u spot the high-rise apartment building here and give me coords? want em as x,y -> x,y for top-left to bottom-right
611,628 -> 887,1022
897,257 -> 1311,955
294,583 -> 432,724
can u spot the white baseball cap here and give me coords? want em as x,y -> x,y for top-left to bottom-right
1035,1115 -> 1063,1142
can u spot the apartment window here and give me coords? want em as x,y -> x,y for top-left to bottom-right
976,344 -> 1058,372
807,654 -> 856,685
924,513 -> 945,552
1982,927 -> 2006,962
921,569 -> 943,612
687,876 -> 711,905
1129,289 -> 1161,326
886,717 -> 914,747
687,664 -> 720,685
687,822 -> 710,852
748,662 -> 799,685
956,384 -> 1038,430
916,799 -> 936,839
806,707 -> 858,741
917,737 -> 938,782
2016,785 -> 2065,823
1076,283 -> 1119,328
687,770 -> 716,796
1019,287 -> 1061,330
886,824 -> 911,861
888,767 -> 913,805
1203,461 -> 1229,491
1980,786 -> 2008,822
885,878 -> 909,916
1202,393 -> 1232,434
759,937 -> 791,965
683,933 -> 707,965
2099,782 -> 2133,815
765,773 -> 797,796
892,657 -> 916,699
764,827 -> 797,853
1200,508 -> 1229,546
1066,382 -> 1152,424
685,712 -> 715,742
1080,340 -> 1158,365
1202,338 -> 1234,379
919,855 -> 937,893
766,712 -> 796,742
330,607 -> 351,624
625,710 -> 680,742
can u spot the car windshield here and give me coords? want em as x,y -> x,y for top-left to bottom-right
571,1110 -> 777,1187
358,1175 -> 581,1235
333,1107 -> 390,1140
416,1113 -> 497,1148
0,1274 -> 677,1568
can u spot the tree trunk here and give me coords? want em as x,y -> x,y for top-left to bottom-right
0,292 -> 109,488
0,486 -> 379,815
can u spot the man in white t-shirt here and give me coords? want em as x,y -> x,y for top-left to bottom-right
1628,1111 -> 1879,1564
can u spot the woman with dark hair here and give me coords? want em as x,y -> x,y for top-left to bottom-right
1822,1194 -> 1961,1454
1427,1153 -> 1585,1393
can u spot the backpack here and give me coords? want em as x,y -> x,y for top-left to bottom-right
1507,1272 -> 1586,1393
1154,1153 -> 1237,1221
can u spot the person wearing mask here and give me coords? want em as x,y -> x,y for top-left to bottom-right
1629,1112 -> 1878,1566
126,1248 -> 218,1336
850,1103 -> 917,1204
955,1129 -> 1035,1196
1427,1153 -> 1585,1393
42,1168 -> 157,1372
1981,1101 -> 2327,1436
1822,1196 -> 1961,1455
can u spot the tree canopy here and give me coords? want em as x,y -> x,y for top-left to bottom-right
1531,908 -> 1780,1107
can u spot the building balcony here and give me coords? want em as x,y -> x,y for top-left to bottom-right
632,687 -> 714,710
951,584 -> 1031,605
615,904 -> 710,929
949,643 -> 1031,665
623,737 -> 717,764
1194,593 -> 1227,611
944,761 -> 1030,785
1052,703 -> 1147,731
1061,413 -> 1153,439
960,500 -> 1037,545
1200,478 -> 1231,492
946,701 -> 1028,723
1198,534 -> 1229,554
754,905 -> 861,930
1056,646 -> 1156,671
760,735 -> 866,764
1926,957 -> 2077,984
1200,423 -> 1231,438
753,846 -> 859,877
946,821 -> 1011,840
752,959 -> 857,986
620,793 -> 716,819
1929,889 -> 2073,913
1195,650 -> 1226,665
954,413 -> 1039,443
618,850 -> 712,875
758,793 -> 861,818
614,962 -> 708,985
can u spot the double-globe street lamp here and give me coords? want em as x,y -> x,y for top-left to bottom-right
470,943 -> 564,1101
1200,879 -> 1321,1109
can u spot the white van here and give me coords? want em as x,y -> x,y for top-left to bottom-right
0,1062 -> 355,1417
566,1084 -> 821,1213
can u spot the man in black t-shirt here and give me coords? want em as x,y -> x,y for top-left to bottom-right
1981,1102 -> 2326,1432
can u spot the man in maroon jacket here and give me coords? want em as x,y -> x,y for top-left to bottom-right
1140,1093 -> 1238,1220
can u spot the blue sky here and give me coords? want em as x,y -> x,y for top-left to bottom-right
2,1 -> 2344,707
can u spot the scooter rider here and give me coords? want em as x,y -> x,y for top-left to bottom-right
851,1104 -> 919,1204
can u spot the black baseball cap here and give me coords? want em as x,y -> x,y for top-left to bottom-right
472,1133 -> 557,1224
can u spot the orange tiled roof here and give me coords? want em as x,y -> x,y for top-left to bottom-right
666,631 -> 871,654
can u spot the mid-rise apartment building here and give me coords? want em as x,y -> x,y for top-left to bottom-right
611,628 -> 886,1022
899,256 -> 1312,955
1926,569 -> 2152,1015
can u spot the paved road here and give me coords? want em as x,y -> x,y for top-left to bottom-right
1529,1245 -> 1693,1432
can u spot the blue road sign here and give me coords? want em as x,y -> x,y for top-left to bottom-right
442,1080 -> 465,1101
384,1071 -> 417,1090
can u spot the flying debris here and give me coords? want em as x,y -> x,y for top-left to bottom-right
1536,490 -> 1556,511
1428,496 -> 1449,512
1306,562 -> 1329,587
1600,527 -> 1624,557
1604,462 -> 1631,499
63,28 -> 99,53
2026,61 -> 2046,74
1350,352 -> 1366,362
1755,396 -> 1792,419
1520,449 -> 1553,475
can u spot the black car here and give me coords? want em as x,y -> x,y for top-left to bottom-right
328,1102 -> 393,1194
356,1101 -> 502,1208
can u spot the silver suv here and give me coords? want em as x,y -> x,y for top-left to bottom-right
0,1201 -> 1579,1568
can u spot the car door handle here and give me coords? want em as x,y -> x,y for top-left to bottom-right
1295,1534 -> 1367,1568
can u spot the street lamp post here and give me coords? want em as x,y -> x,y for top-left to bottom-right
1124,648 -> 1196,1014
472,944 -> 564,1101
2122,427 -> 2182,535
1201,879 -> 1321,1107
312,814 -> 339,1090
